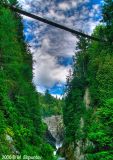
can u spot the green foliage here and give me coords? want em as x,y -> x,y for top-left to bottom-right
102,0 -> 113,42
39,90 -> 63,117
0,3 -> 56,159
63,1 -> 113,159
63,36 -> 89,144
87,99 -> 113,159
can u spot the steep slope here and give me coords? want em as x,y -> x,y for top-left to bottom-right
63,1 -> 113,159
39,90 -> 63,117
0,1 -> 55,159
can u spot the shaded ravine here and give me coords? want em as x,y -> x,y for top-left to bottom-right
43,115 -> 65,159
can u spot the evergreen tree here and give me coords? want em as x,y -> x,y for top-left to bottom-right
63,1 -> 113,159
102,0 -> 113,42
0,2 -> 55,159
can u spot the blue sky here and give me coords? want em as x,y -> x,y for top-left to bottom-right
19,0 -> 102,98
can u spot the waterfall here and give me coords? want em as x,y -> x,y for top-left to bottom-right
54,141 -> 65,160
53,141 -> 63,156
43,115 -> 65,160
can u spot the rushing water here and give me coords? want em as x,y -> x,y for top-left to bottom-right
43,116 -> 65,159
54,141 -> 65,160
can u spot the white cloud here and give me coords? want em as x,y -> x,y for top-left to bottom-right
71,1 -> 77,8
18,0 -> 101,94
33,49 -> 72,88
59,2 -> 70,10
93,4 -> 100,10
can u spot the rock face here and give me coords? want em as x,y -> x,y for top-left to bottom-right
84,87 -> 91,110
5,134 -> 19,154
43,115 -> 65,159
43,115 -> 64,143
45,129 -> 56,148
64,88 -> 92,160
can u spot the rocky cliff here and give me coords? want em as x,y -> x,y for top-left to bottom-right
43,115 -> 64,143
63,88 -> 92,160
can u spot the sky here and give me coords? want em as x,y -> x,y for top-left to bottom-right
18,0 -> 102,98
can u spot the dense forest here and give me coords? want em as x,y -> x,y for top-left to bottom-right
39,90 -> 63,117
0,0 -> 60,159
63,0 -> 113,159
1,0 -> 113,160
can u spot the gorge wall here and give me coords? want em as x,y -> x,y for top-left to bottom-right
43,115 -> 64,145
63,88 -> 92,160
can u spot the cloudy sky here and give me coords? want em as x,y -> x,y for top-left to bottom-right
18,0 -> 102,97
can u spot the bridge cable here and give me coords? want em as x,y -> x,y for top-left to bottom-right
2,3 -> 107,43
